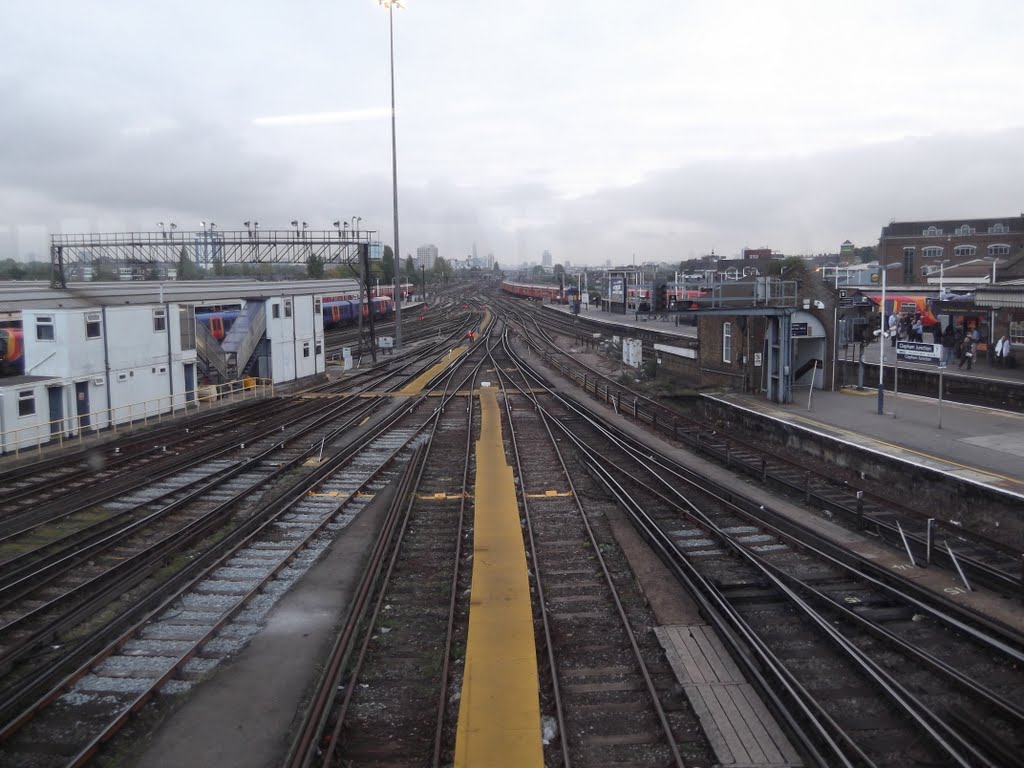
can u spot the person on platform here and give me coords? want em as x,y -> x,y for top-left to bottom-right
889,311 -> 898,347
940,323 -> 956,368
994,335 -> 1011,367
912,315 -> 923,342
958,334 -> 975,370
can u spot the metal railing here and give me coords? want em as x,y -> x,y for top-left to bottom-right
0,378 -> 273,457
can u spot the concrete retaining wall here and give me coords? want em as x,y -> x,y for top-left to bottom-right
701,395 -> 1024,550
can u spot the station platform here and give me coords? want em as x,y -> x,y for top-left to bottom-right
705,388 -> 1024,499
543,302 -> 698,340
854,341 -> 1024,385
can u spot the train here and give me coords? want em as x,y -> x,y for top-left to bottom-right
863,293 -> 939,327
196,310 -> 241,341
502,280 -> 568,303
0,327 -> 24,375
322,296 -> 394,329
196,296 -> 396,339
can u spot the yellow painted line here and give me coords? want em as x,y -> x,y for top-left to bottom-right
416,492 -> 468,500
480,308 -> 493,333
525,489 -> 573,498
398,347 -> 468,395
455,387 -> 543,767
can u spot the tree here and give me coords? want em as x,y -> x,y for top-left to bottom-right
177,246 -> 204,280
307,253 -> 325,279
531,264 -> 545,277
854,245 -> 877,264
768,257 -> 809,279
492,261 -> 501,274
553,263 -> 565,280
212,255 -> 225,276
92,261 -> 115,281
381,245 -> 395,284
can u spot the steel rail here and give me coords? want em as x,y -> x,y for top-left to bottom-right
500,297 -> 1024,598
285,315 -> 491,768
503,326 -> 1015,767
0,347 -> 468,761
496,324 -> 856,767
491,329 -> 685,767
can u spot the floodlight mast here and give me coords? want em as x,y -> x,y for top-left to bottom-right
380,0 -> 403,349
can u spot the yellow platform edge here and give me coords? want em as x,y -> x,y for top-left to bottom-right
397,347 -> 468,396
454,387 -> 543,767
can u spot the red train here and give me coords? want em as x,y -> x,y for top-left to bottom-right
864,293 -> 939,327
502,280 -> 567,303
0,327 -> 24,375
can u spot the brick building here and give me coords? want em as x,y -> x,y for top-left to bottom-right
878,216 -> 1024,285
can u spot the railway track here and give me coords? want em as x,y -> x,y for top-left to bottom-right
502,321 -> 1024,766
0,311 -> 492,767
499,295 -> 1024,597
494,335 -> 712,767
0,315 -> 483,758
284,309 -> 489,767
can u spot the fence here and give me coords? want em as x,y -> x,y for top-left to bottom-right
0,377 -> 274,457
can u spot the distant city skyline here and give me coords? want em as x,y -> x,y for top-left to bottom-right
2,2 -> 1023,266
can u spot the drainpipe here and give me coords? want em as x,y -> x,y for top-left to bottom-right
165,302 -> 174,402
101,307 -> 113,426
292,298 -> 298,381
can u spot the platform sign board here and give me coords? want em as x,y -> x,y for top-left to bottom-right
791,322 -> 809,337
896,340 -> 941,364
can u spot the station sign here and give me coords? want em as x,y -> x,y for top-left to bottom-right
791,322 -> 808,337
896,340 -> 941,365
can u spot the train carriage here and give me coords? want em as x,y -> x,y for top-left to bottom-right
501,280 -> 566,303
0,327 -> 24,375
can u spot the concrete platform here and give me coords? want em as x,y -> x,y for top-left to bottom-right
706,388 -> 1024,499
544,301 -> 698,340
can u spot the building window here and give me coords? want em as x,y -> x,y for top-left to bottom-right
303,341 -> 310,358
315,342 -> 322,356
953,245 -> 976,257
36,315 -> 55,341
922,246 -> 943,258
272,303 -> 280,319
284,299 -> 292,318
988,223 -> 1009,234
85,312 -> 102,339
723,322 -> 732,363
923,225 -> 943,236
314,298 -> 321,313
1011,321 -> 1024,345
954,224 -> 975,236
903,248 -> 915,276
18,390 -> 35,417
989,244 -> 1010,256
153,308 -> 167,332
117,372 -> 129,382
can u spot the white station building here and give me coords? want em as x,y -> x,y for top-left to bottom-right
0,279 -> 360,454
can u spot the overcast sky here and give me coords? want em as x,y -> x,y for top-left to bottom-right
2,0 -> 1023,266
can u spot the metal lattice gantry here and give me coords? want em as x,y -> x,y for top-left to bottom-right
49,228 -> 379,288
